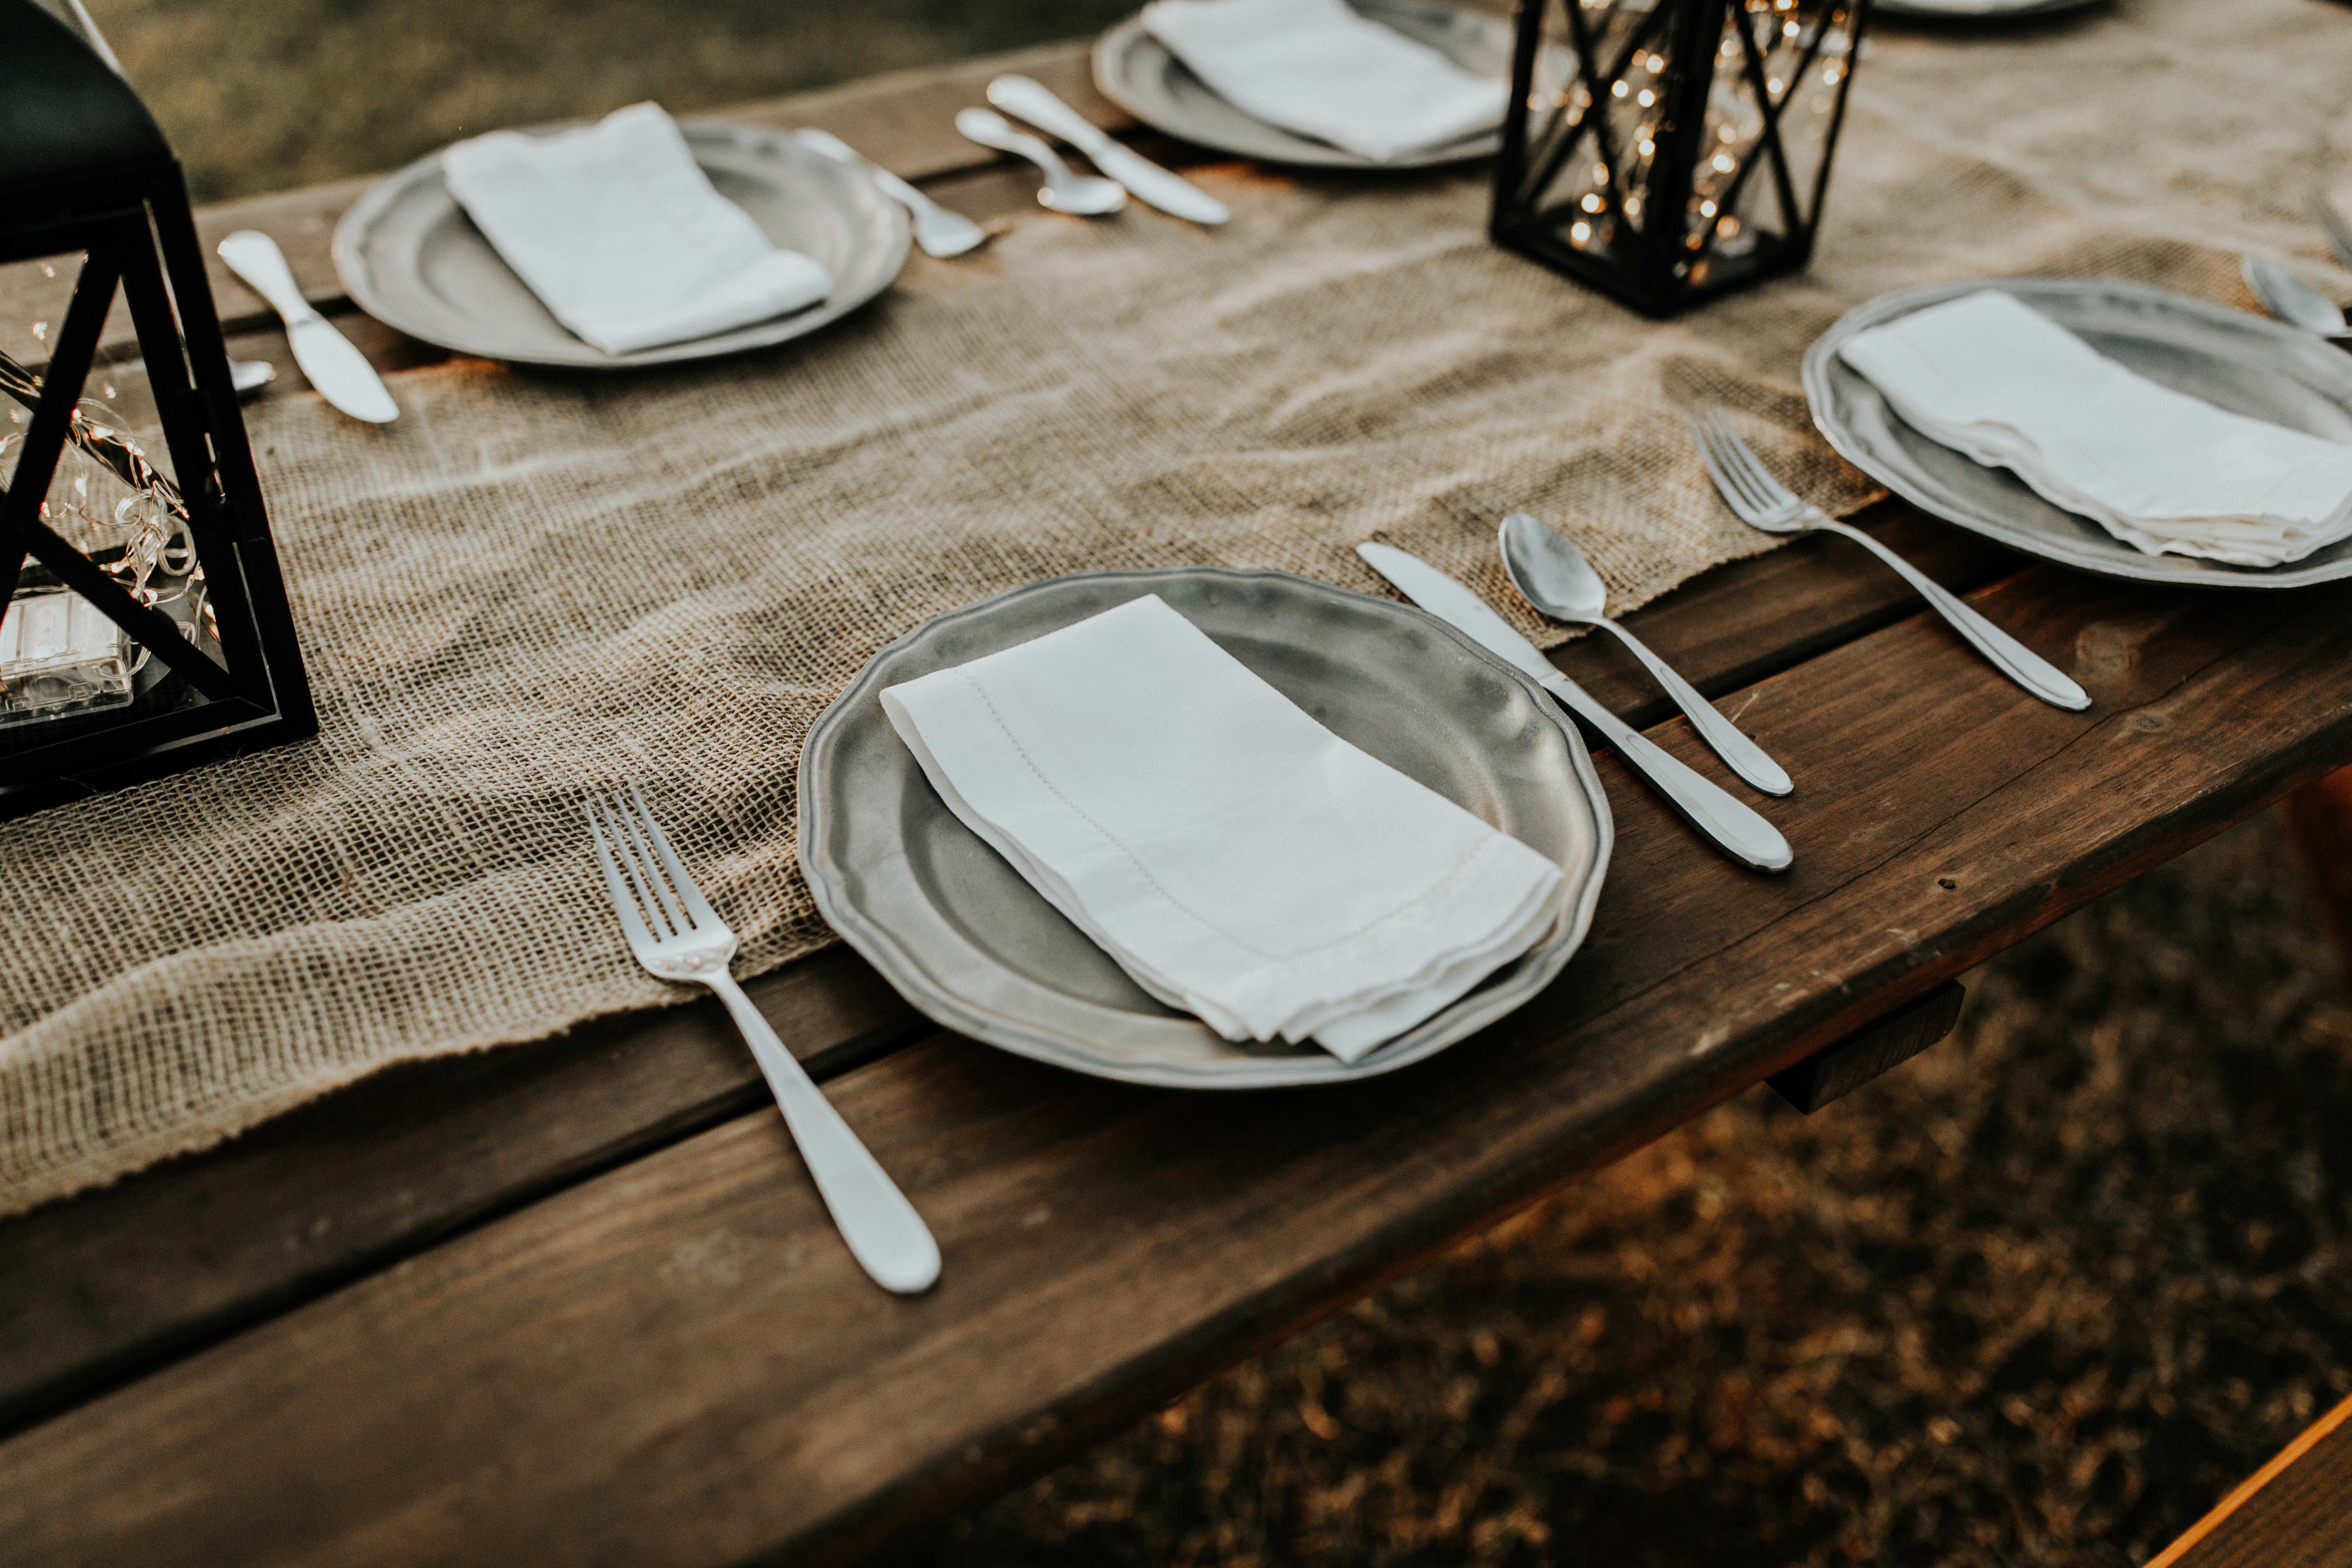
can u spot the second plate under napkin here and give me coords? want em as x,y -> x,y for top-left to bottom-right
799,566 -> 1613,1089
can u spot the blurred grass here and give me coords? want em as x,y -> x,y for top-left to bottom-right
84,0 -> 1137,202
946,811 -> 2352,1566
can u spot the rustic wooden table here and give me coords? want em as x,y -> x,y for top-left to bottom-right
2152,1393 -> 2352,1568
3,41 -> 2351,1568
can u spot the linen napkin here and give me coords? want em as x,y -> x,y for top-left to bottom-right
881,595 -> 1568,1061
1141,0 -> 1509,163
1838,289 -> 2352,568
441,102 -> 831,356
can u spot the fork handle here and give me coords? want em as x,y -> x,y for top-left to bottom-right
1817,519 -> 2092,712
706,972 -> 942,1294
1592,620 -> 1792,796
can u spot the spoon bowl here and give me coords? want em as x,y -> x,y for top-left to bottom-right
2242,255 -> 2352,340
954,108 -> 1127,217
1498,510 -> 1793,797
797,128 -> 991,259
1499,510 -> 1609,623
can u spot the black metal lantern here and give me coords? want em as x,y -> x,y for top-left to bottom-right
0,0 -> 314,819
1491,0 -> 1869,317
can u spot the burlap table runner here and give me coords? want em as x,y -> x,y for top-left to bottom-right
4,0 -> 2348,1214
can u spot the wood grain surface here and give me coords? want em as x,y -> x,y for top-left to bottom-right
0,40 -> 2026,1438
0,497 -> 2014,1436
5,35 -> 2352,1568
6,556 -> 2349,1565
2154,1393 -> 2352,1568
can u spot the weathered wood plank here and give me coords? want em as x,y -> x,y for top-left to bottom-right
0,947 -> 920,1435
0,0 -> 2039,1446
0,492 -> 2014,1436
1767,978 -> 1966,1112
2153,1393 -> 2352,1568
2285,765 -> 2352,980
5,564 -> 2344,1566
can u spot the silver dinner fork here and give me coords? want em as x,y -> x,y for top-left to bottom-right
1688,410 -> 2091,712
588,785 -> 940,1294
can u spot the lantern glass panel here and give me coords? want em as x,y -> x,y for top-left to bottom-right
0,241 -> 231,750
1493,0 -> 1867,316
0,0 -> 315,815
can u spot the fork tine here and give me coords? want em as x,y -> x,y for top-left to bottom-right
1694,410 -> 1773,519
1688,412 -> 1755,519
627,783 -> 720,928
605,790 -> 690,937
588,800 -> 659,953
1697,410 -> 1764,510
1710,413 -> 1799,511
599,792 -> 679,940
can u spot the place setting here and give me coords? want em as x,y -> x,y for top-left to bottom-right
1871,0 -> 2103,23
15,0 -> 2352,1555
15,0 -> 2352,1274
1094,0 -> 1551,168
333,103 -> 914,371
237,0 -> 1572,391
1807,273 -> 2352,589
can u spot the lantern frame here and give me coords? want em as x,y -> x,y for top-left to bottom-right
1,0 -> 314,819
1491,0 -> 1870,318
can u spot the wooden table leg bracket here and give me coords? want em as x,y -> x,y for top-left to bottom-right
1769,980 -> 1967,1113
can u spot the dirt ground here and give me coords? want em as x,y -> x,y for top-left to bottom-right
944,810 -> 2352,1566
76,7 -> 2352,1559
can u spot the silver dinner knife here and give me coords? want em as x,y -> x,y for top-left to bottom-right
1356,544 -> 1793,874
216,230 -> 398,424
986,74 -> 1230,226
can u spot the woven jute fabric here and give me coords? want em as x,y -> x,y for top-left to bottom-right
5,0 -> 2350,1214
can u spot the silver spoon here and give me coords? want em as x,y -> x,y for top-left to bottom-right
2311,191 -> 2352,271
2241,255 -> 2352,341
1499,511 -> 1793,797
795,128 -> 990,259
953,108 -> 1126,217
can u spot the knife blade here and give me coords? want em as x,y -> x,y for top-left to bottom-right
986,74 -> 1230,226
1355,543 -> 1793,874
217,230 -> 398,425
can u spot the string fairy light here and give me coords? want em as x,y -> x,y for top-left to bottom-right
1,344 -> 210,719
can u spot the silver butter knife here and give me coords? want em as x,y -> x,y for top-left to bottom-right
216,230 -> 397,424
986,74 -> 1230,226
1357,544 -> 1793,874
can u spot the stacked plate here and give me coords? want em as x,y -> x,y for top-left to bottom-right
1874,0 -> 2102,20
1806,279 -> 2352,589
334,120 -> 910,371
1092,0 -> 1538,170
799,567 -> 1613,1089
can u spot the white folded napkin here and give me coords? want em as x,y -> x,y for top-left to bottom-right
441,102 -> 831,356
1839,289 -> 2352,568
1141,0 -> 1509,163
882,594 -> 1567,1061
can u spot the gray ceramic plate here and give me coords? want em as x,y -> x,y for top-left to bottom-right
798,567 -> 1613,1089
1806,278 -> 2352,589
1874,0 -> 2100,19
1092,0 -> 1531,170
332,120 -> 910,370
